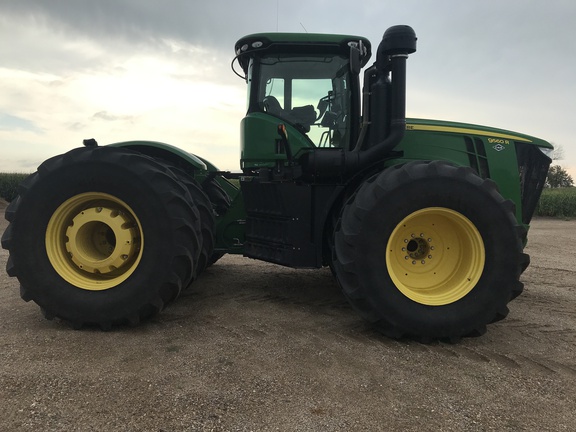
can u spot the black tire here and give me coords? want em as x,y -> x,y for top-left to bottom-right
1,146 -> 202,328
520,252 -> 530,275
203,176 -> 231,216
165,166 -> 215,278
202,176 -> 232,266
333,161 -> 524,341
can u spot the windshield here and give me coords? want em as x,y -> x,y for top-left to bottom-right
251,55 -> 351,148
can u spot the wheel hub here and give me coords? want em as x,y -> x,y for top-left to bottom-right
45,192 -> 143,291
65,207 -> 139,274
386,207 -> 485,305
405,235 -> 433,263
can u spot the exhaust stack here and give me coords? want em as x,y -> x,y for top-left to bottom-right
302,25 -> 417,177
352,25 -> 417,170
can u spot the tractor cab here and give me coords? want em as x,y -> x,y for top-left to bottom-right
234,33 -> 371,172
234,27 -> 417,181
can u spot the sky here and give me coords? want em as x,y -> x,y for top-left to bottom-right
1,0 -> 575,177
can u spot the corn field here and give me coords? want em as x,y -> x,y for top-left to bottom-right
0,173 -> 29,203
536,187 -> 576,218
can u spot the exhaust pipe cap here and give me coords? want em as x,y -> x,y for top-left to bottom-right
380,25 -> 417,57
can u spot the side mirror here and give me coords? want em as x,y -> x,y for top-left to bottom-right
349,40 -> 369,75
350,44 -> 361,75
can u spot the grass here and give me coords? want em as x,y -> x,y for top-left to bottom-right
535,187 -> 576,218
0,173 -> 30,203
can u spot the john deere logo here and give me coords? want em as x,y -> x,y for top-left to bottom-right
493,144 -> 505,152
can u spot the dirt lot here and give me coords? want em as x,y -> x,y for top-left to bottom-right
1,198 -> 575,431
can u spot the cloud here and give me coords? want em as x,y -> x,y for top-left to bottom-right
0,0 -> 275,55
92,111 -> 134,122
0,113 -> 43,133
1,0 -> 576,174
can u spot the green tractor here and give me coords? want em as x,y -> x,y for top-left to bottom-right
1,26 -> 552,341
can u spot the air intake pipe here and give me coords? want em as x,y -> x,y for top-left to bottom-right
346,25 -> 417,172
300,26 -> 416,178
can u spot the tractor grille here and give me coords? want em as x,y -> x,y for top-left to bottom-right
515,142 -> 551,225
465,136 -> 490,179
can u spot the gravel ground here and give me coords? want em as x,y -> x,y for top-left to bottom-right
1,198 -> 575,431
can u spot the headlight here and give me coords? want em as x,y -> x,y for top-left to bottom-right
537,146 -> 554,159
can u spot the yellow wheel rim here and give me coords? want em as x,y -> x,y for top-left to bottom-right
385,207 -> 485,305
46,192 -> 143,291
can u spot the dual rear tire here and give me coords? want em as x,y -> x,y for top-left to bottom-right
2,146 -> 212,328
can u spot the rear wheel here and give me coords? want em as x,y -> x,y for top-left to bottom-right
1,146 -> 201,328
45,192 -> 145,291
333,161 -> 524,341
166,166 -> 215,278
203,177 -> 231,266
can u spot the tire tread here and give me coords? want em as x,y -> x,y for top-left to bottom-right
333,160 -> 526,341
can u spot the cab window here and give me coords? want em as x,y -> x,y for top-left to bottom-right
253,55 -> 351,148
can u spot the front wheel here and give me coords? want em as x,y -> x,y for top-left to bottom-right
2,146 -> 202,328
333,161 -> 524,341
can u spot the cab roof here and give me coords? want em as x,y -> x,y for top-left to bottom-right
234,32 -> 372,74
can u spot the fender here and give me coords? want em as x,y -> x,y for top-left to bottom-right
109,140 -> 208,172
109,140 -> 240,198
110,140 -> 244,255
